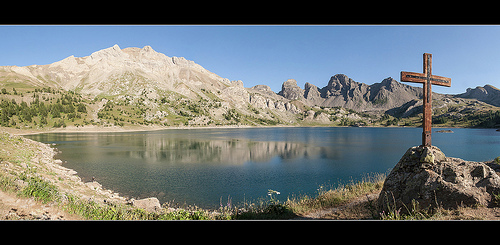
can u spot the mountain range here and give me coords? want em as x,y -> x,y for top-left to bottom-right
1,45 -> 499,128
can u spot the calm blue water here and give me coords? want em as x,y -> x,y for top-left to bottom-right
25,127 -> 500,208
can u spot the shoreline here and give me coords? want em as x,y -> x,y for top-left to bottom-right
2,124 -> 485,137
4,124 -> 296,136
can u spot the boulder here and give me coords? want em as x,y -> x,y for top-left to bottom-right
130,197 -> 161,212
378,145 -> 500,214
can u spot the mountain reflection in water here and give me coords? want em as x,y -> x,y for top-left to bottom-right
126,136 -> 341,164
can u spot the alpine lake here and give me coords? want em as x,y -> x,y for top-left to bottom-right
25,127 -> 500,209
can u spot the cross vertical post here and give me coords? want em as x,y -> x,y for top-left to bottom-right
422,53 -> 432,146
400,53 -> 451,147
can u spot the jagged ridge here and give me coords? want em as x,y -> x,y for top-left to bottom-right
278,74 -> 424,113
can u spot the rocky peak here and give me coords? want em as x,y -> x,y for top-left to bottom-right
283,78 -> 299,87
138,45 -> 161,57
380,77 -> 396,86
89,44 -> 123,61
326,74 -> 357,90
142,45 -> 154,52
251,85 -> 275,96
484,84 -> 500,91
304,82 -> 321,101
304,82 -> 317,91
273,73 -> 424,112
378,77 -> 400,92
278,79 -> 304,100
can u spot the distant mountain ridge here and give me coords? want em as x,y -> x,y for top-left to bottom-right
457,84 -> 500,107
278,74 -> 426,113
0,44 -> 499,129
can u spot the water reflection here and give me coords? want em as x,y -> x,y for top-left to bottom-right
135,137 -> 339,164
73,133 -> 342,165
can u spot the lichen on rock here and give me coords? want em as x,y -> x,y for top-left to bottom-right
378,145 -> 500,214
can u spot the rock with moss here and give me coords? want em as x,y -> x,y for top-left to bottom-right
378,145 -> 500,214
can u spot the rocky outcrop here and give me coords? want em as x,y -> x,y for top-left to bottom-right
251,85 -> 276,96
378,145 -> 500,214
304,82 -> 323,105
248,86 -> 301,114
278,79 -> 304,101
303,110 -> 330,123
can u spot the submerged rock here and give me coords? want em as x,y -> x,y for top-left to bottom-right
378,145 -> 500,214
435,130 -> 454,133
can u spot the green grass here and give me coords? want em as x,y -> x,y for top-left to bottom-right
19,175 -> 60,203
286,174 -> 385,215
231,173 -> 386,219
378,199 -> 459,220
63,194 -> 213,220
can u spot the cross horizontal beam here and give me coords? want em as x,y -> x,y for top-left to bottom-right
400,53 -> 451,147
400,71 -> 451,87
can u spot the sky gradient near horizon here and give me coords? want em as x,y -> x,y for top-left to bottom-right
1,25 -> 500,95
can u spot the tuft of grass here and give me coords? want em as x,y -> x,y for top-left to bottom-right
286,173 -> 385,216
19,175 -> 60,203
378,199 -> 460,220
64,194 -> 212,220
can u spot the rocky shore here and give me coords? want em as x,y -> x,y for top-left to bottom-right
0,130 -> 166,220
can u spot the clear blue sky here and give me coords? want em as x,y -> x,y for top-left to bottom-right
1,25 -> 500,95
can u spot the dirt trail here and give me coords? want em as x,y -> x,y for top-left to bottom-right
294,191 -> 500,220
0,189 -> 80,220
294,193 -> 380,220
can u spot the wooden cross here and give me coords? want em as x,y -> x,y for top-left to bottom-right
400,53 -> 451,147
